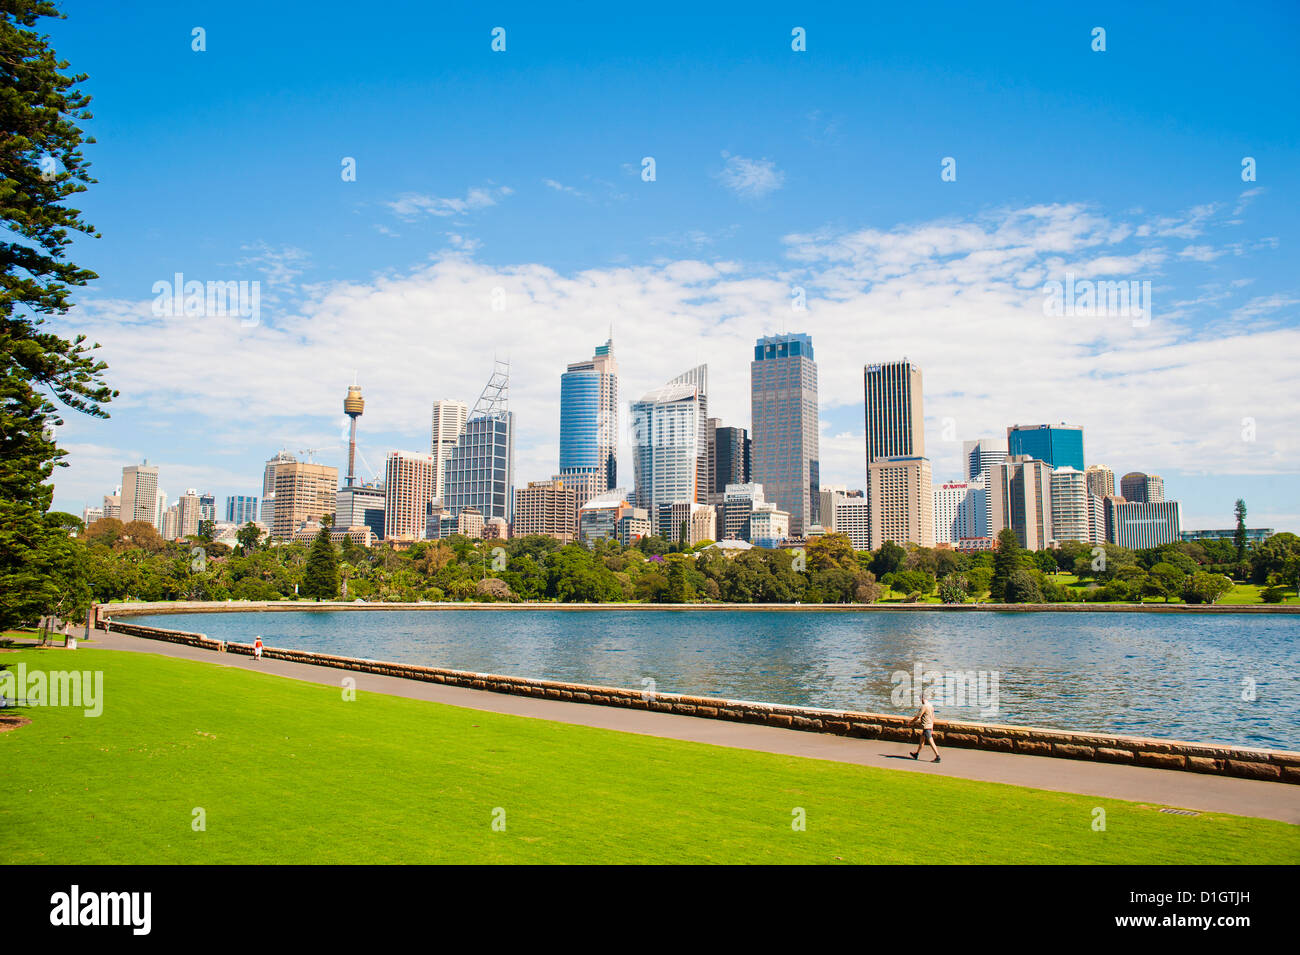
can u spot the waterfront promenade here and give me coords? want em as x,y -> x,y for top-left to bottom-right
83,626 -> 1300,824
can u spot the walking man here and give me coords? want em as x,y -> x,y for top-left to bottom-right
253,636 -> 263,661
909,692 -> 941,762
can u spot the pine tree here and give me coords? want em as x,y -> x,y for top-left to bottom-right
1,1 -> 114,630
300,528 -> 339,599
1233,499 -> 1248,562
990,527 -> 1022,601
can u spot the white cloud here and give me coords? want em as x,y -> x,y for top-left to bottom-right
387,185 -> 512,219
717,152 -> 785,199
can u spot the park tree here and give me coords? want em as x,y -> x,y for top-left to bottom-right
1233,499 -> 1248,562
1182,572 -> 1233,605
300,527 -> 339,599
990,528 -> 1023,601
0,0 -> 114,629
235,521 -> 262,555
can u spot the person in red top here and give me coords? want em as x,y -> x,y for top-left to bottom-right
253,636 -> 263,661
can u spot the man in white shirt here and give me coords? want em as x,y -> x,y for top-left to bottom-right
908,692 -> 941,762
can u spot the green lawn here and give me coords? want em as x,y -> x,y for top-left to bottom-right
2,647 -> 1295,864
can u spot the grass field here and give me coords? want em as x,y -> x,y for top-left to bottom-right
2,647 -> 1296,864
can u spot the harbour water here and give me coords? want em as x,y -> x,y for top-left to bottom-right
132,608 -> 1300,750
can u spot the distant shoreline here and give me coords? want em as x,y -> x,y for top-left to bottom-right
100,600 -> 1300,616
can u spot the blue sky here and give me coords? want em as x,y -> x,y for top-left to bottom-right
45,0 -> 1300,530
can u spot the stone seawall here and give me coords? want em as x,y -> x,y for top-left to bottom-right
100,610 -> 1300,785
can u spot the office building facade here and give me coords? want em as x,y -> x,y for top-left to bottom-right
272,461 -> 339,540
120,462 -> 161,528
1049,466 -> 1090,543
559,339 -> 618,494
513,479 -> 579,543
752,334 -> 819,536
1007,423 -> 1085,472
430,399 -> 469,503
1112,500 -> 1182,549
867,456 -> 935,550
225,495 -> 259,525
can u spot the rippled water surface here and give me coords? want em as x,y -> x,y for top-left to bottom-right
131,609 -> 1300,749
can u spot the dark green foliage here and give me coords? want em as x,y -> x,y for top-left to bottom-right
300,528 -> 339,599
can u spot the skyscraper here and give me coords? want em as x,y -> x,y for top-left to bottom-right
226,495 -> 259,524
631,372 -> 705,537
261,450 -> 296,527
1085,464 -> 1115,499
430,399 -> 469,503
177,489 -> 202,538
751,334 -> 819,537
384,451 -> 438,542
867,456 -> 934,549
1120,471 -> 1164,504
271,461 -> 338,540
559,339 -> 619,494
120,462 -> 160,527
444,361 -> 515,523
989,456 -> 1054,551
962,438 -> 1007,484
667,364 -> 709,500
706,418 -> 751,505
1049,466 -> 1089,542
864,360 -> 928,547
1007,423 -> 1085,472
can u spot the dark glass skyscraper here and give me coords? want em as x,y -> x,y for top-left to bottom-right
750,333 -> 819,536
1007,423 -> 1085,472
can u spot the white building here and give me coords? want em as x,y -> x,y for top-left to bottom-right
933,479 -> 987,545
631,378 -> 704,535
120,462 -> 160,527
1049,466 -> 1090,543
750,501 -> 790,548
430,399 -> 469,503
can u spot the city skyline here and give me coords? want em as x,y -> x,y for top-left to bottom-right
41,3 -> 1299,532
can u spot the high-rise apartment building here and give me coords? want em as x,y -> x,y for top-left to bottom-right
261,451 -> 297,527
444,362 -> 515,523
1049,466 -> 1090,543
632,371 -> 705,536
1120,472 -> 1164,504
558,339 -> 618,494
430,399 -> 469,503
120,462 -> 161,527
989,456 -> 1054,550
384,452 -> 438,542
102,492 -> 121,521
271,461 -> 339,540
1085,465 -> 1115,499
1007,423 -> 1085,472
867,456 -> 934,549
513,479 -> 579,543
177,489 -> 202,539
752,334 -> 819,536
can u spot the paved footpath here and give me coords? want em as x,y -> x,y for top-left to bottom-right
73,629 -> 1300,824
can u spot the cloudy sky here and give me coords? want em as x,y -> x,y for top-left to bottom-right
45,1 -> 1300,531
